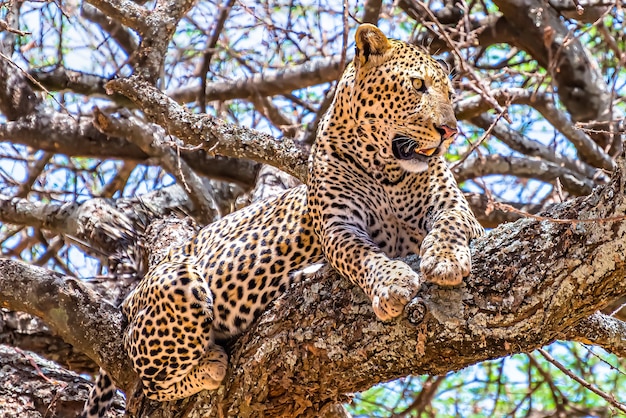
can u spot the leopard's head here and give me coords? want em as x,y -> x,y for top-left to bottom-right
347,24 -> 457,173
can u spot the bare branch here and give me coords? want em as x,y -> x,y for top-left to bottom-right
548,0 -> 613,23
0,259 -> 135,392
169,56 -> 346,105
0,344 -> 125,417
492,0 -> 622,150
84,0 -> 148,34
0,310 -> 97,374
80,3 -> 138,57
464,192 -> 544,228
0,112 -> 260,187
196,0 -> 236,112
92,108 -> 221,223
107,75 -> 310,181
538,348 -> 626,413
249,95 -> 299,137
454,154 -> 594,195
0,193 -> 136,259
28,68 -> 133,105
469,113 -> 606,183
455,89 -> 615,171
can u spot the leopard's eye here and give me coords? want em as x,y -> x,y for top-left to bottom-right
411,78 -> 427,93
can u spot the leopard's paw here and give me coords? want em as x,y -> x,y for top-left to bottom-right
201,345 -> 228,384
420,242 -> 471,287
370,260 -> 421,321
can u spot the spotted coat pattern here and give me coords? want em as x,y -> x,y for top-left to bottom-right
82,23 -> 483,417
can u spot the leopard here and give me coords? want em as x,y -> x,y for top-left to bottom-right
81,23 -> 484,417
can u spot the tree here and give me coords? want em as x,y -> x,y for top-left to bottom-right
0,0 -> 625,417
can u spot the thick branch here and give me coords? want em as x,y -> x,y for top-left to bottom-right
492,0 -> 617,126
564,312 -> 626,358
107,75 -> 311,181
84,0 -> 148,34
0,344 -> 125,417
0,193 -> 136,256
453,154 -> 594,195
0,111 -> 259,187
3,158 -> 625,416
0,310 -> 97,374
0,260 -> 135,393
0,177 -> 233,254
29,68 -> 133,106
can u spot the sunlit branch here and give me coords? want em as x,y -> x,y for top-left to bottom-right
0,112 -> 259,187
455,89 -> 615,171
107,75 -> 311,182
168,56 -> 347,105
454,154 -> 594,196
469,113 -> 606,183
564,313 -> 626,358
92,108 -> 221,224
84,0 -> 148,34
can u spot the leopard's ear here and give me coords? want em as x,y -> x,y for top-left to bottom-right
354,24 -> 391,70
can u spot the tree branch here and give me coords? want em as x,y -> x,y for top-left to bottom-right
463,192 -> 544,228
0,260 -> 135,393
28,68 -> 133,106
80,2 -> 138,57
92,108 -> 221,223
563,312 -> 626,358
107,75 -> 311,181
84,0 -> 148,34
2,156 -> 625,416
455,89 -> 615,172
469,113 -> 604,184
0,344 -> 125,417
0,50 -> 39,120
0,111 -> 260,187
0,310 -> 97,374
169,56 -> 346,105
453,154 -> 594,195
492,0 -> 622,151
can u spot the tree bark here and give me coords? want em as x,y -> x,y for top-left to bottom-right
1,156 -> 625,416
0,344 -> 125,418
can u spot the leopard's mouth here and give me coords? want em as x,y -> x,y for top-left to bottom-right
391,135 -> 439,160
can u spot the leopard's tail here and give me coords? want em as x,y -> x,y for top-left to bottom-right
80,369 -> 117,418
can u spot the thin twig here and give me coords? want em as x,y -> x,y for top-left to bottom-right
538,348 -> 626,414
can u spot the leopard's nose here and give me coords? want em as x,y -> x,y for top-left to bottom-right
436,124 -> 458,140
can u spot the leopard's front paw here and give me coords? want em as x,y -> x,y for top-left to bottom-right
370,260 -> 421,321
420,241 -> 471,287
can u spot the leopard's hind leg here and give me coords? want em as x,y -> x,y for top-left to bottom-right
122,261 -> 228,401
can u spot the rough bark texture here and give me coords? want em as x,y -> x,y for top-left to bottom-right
0,344 -> 124,418
180,163 -> 626,417
0,1 -> 624,415
1,160 -> 625,417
